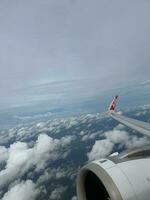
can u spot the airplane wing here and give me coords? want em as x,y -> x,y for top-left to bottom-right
108,95 -> 150,137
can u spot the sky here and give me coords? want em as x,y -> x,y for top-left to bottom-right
0,0 -> 150,109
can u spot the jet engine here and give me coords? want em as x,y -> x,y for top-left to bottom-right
77,147 -> 150,200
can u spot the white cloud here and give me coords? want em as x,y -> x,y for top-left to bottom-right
104,130 -> 129,144
2,112 -> 105,145
15,112 -> 53,121
79,131 -> 86,136
134,110 -> 147,117
0,146 -> 8,163
81,134 -> 89,142
37,167 -> 68,185
114,123 -> 125,130
2,180 -> 39,200
71,196 -> 77,200
126,136 -> 149,149
88,140 -> 114,161
0,142 -> 33,187
49,186 -> 67,200
60,135 -> 76,147
0,134 -> 75,188
87,128 -> 150,161
81,131 -> 102,141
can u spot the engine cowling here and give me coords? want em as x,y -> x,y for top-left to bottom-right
77,147 -> 150,200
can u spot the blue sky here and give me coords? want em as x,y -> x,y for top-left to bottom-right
0,0 -> 150,109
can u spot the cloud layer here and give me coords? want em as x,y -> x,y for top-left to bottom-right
0,105 -> 149,199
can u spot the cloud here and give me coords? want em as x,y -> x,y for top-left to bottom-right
88,128 -> 150,161
2,180 -> 39,200
0,112 -> 105,147
0,146 -> 8,164
134,110 -> 147,117
0,0 -> 150,109
5,112 -> 104,145
37,167 -> 68,185
71,196 -> 77,200
0,134 -> 75,188
81,131 -> 103,141
126,136 -> 149,149
79,131 -> 86,136
15,112 -> 53,121
88,140 -> 114,161
114,123 -> 125,130
49,186 -> 67,200
0,142 -> 32,187
0,110 -> 149,200
104,130 -> 129,144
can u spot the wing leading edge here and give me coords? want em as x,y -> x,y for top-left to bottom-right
108,96 -> 150,137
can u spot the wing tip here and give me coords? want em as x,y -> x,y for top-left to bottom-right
108,95 -> 119,113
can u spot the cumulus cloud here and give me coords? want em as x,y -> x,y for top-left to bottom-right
0,112 -> 105,146
126,136 -> 149,149
88,140 -> 114,161
0,134 -> 75,188
0,146 -> 8,164
88,128 -> 150,161
37,167 -> 68,185
104,130 -> 129,144
37,165 -> 77,187
2,180 -> 39,200
71,196 -> 77,200
49,186 -> 67,200
81,131 -> 103,142
79,131 -> 86,136
0,142 -> 32,187
114,124 -> 125,130
134,111 -> 147,117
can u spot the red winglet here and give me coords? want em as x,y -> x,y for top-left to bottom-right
108,95 -> 118,113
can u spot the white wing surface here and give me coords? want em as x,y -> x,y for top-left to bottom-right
108,96 -> 150,137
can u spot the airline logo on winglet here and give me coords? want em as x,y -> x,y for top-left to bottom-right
108,95 -> 118,113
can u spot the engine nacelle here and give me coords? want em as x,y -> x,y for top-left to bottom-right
77,147 -> 150,200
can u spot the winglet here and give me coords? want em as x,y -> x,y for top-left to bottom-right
108,95 -> 118,113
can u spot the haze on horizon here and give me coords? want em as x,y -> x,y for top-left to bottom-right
0,0 -> 150,109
